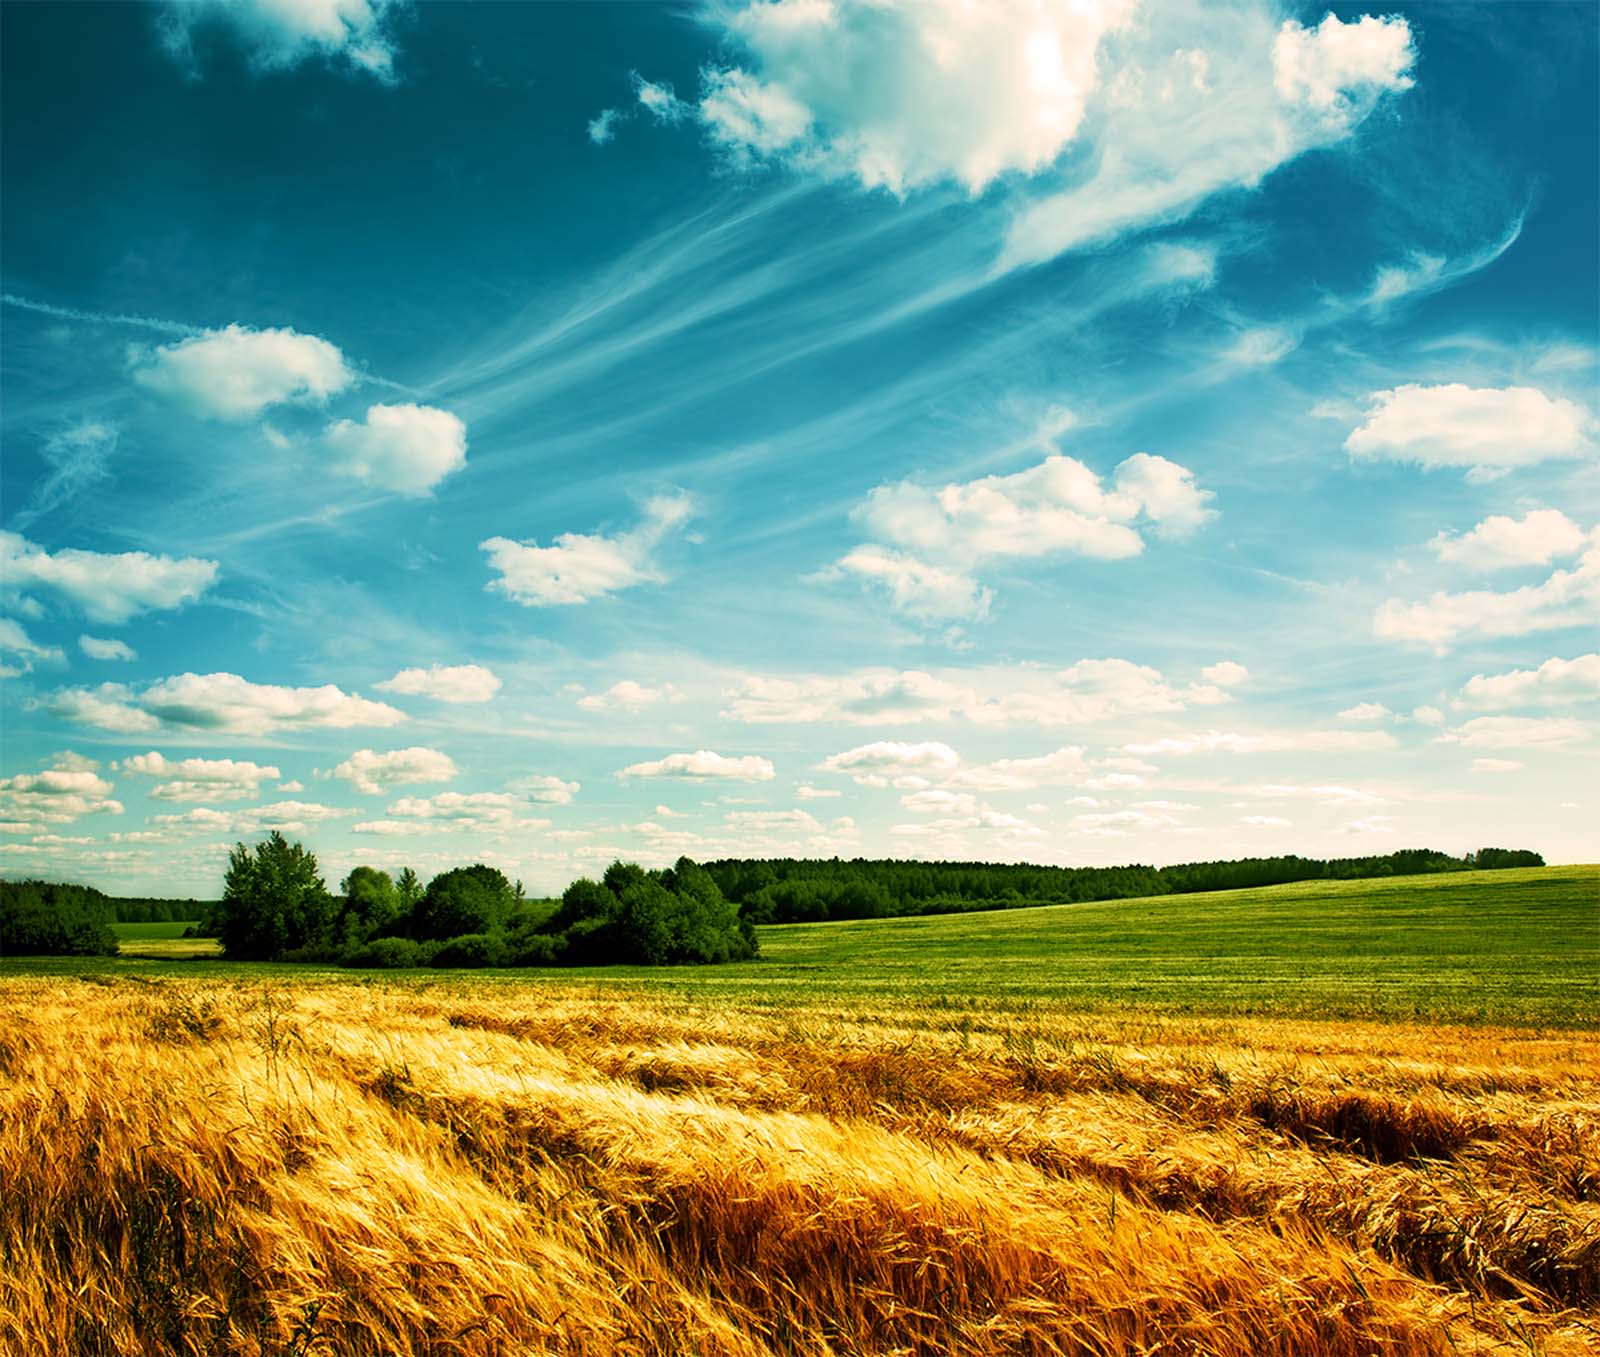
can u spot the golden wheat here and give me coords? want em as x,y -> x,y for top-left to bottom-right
1,975 -> 1596,1356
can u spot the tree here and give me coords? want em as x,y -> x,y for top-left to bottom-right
0,880 -> 117,957
413,864 -> 515,940
396,866 -> 422,911
217,833 -> 334,960
337,866 -> 400,946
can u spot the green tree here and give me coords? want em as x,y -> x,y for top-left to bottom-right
337,865 -> 400,945
218,833 -> 334,960
413,864 -> 515,940
396,866 -> 423,911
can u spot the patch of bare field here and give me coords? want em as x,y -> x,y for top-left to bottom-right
1,976 -> 1596,1355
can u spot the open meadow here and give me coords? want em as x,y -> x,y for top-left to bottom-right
3,866 -> 1597,1355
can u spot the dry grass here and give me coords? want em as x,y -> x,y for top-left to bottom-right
1,975 -> 1597,1356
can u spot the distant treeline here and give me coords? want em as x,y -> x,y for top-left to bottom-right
108,896 -> 218,923
0,880 -> 118,957
705,847 -> 1546,924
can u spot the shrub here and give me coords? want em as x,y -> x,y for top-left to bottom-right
430,933 -> 509,968
342,937 -> 428,969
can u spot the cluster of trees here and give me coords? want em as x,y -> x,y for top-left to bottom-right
208,832 -> 756,968
706,847 -> 1547,924
0,879 -> 117,957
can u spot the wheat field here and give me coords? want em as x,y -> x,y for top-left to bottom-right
2,965 -> 1597,1356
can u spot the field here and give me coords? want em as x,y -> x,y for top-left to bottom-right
3,866 -> 1597,1354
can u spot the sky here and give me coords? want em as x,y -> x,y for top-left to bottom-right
1,0 -> 1596,898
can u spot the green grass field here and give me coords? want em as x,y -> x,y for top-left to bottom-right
35,865 -> 1597,1026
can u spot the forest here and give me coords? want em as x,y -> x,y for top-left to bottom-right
705,847 -> 1547,923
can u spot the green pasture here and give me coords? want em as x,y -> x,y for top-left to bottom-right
15,866 -> 1598,1027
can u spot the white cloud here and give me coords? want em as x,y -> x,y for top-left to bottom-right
1456,654 -> 1600,710
1251,783 -> 1381,807
1,531 -> 218,623
634,74 -> 687,125
1439,716 -> 1592,750
158,0 -> 406,81
132,324 -> 353,420
154,800 -> 351,834
948,746 -> 1089,792
1002,9 -> 1414,267
794,784 -> 840,800
1201,660 -> 1249,687
323,403 -> 468,496
277,780 -> 305,793
1374,543 -> 1600,650
1340,816 -> 1394,835
1430,510 -> 1588,570
40,671 -> 405,735
0,617 -> 64,672
122,752 -> 281,803
1124,729 -> 1397,756
331,747 -> 459,795
832,450 -> 1214,619
368,791 -> 553,834
724,809 -> 821,833
1471,758 -> 1524,774
1412,705 -> 1446,727
819,740 -> 961,784
587,108 -> 621,144
506,774 -> 580,804
696,0 -> 1137,195
0,767 -> 123,828
1345,385 -> 1591,473
1338,702 -> 1393,722
1270,12 -> 1414,110
79,635 -> 136,662
577,680 -> 672,712
619,750 -> 776,781
375,663 -> 501,703
481,492 -> 695,607
1239,815 -> 1291,827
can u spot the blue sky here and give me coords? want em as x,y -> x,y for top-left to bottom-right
2,0 -> 1595,897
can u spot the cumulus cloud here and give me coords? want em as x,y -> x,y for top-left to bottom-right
1430,510 -> 1588,570
818,740 -> 961,784
506,774 -> 580,804
1002,8 -> 1414,266
1201,660 -> 1249,688
1250,783 -> 1381,807
1374,541 -> 1600,650
1439,716 -> 1592,750
1,531 -> 218,623
375,663 -> 501,703
1123,729 -> 1397,756
587,108 -> 621,144
831,451 -> 1215,619
950,747 -> 1091,792
1471,758 -> 1523,774
0,617 -> 65,673
154,800 -> 351,834
356,791 -> 552,835
0,764 -> 124,828
1338,702 -> 1394,722
39,671 -> 405,735
577,680 -> 672,712
323,403 -> 468,496
1456,654 -> 1600,710
121,752 -> 281,802
132,324 -> 353,420
79,635 -> 137,662
158,0 -> 406,81
724,809 -> 821,833
619,750 -> 776,781
331,746 -> 459,795
725,658 -> 1239,728
481,492 -> 695,607
1345,385 -> 1591,474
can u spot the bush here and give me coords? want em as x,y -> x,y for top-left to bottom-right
540,858 -> 758,966
341,936 -> 429,969
430,932 -> 509,968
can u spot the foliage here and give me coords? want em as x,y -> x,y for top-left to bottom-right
216,833 -> 335,961
412,865 -> 516,941
342,937 -> 432,969
0,879 -> 117,956
337,866 -> 401,946
709,847 -> 1547,925
543,857 -> 757,965
430,933 -> 509,968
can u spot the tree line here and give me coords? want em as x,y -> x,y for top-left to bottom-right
1,840 -> 1543,961
703,847 -> 1546,924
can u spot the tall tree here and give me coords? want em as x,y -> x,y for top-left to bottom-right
218,832 -> 334,960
